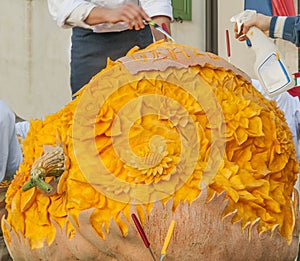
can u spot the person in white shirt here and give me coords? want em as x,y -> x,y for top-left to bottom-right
0,101 -> 30,261
0,100 -> 30,181
47,0 -> 173,95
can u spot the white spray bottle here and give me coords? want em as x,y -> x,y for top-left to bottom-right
231,10 -> 293,97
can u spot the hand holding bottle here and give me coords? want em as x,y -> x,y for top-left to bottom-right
232,11 -> 272,41
231,10 -> 293,97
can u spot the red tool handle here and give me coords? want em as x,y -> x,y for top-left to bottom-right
131,213 -> 150,248
225,29 -> 231,58
161,23 -> 170,35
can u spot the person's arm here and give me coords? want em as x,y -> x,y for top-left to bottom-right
48,0 -> 151,30
140,0 -> 173,40
47,0 -> 93,28
235,13 -> 300,47
269,16 -> 300,47
85,3 -> 151,30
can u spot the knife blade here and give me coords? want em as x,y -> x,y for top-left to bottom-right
148,21 -> 175,42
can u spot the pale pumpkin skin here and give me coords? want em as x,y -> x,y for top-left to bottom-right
2,42 -> 299,260
3,187 -> 299,261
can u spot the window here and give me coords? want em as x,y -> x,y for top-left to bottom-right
172,0 -> 192,21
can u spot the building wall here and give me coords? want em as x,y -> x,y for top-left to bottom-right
0,0 -> 71,120
170,0 -> 206,51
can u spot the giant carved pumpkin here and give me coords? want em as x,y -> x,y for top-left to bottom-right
2,42 -> 299,260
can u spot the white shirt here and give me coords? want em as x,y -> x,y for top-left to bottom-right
0,101 -> 23,181
15,121 -> 30,140
48,0 -> 173,32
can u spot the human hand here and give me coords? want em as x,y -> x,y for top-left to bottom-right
234,13 -> 272,41
86,3 -> 151,30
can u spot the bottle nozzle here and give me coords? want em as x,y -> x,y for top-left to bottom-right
230,10 -> 257,34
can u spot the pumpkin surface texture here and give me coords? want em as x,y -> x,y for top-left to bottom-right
3,42 -> 299,261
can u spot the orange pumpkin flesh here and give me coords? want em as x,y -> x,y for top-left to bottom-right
2,42 -> 299,260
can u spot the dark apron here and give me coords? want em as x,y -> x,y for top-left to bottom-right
70,25 -> 153,95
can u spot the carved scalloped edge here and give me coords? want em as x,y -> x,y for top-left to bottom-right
3,185 -> 299,260
205,188 -> 297,244
2,218 -> 76,261
197,184 -> 297,243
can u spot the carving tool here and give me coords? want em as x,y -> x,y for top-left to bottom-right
159,220 -> 176,261
225,29 -> 231,62
131,213 -> 156,261
148,20 -> 175,42
161,23 -> 171,42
